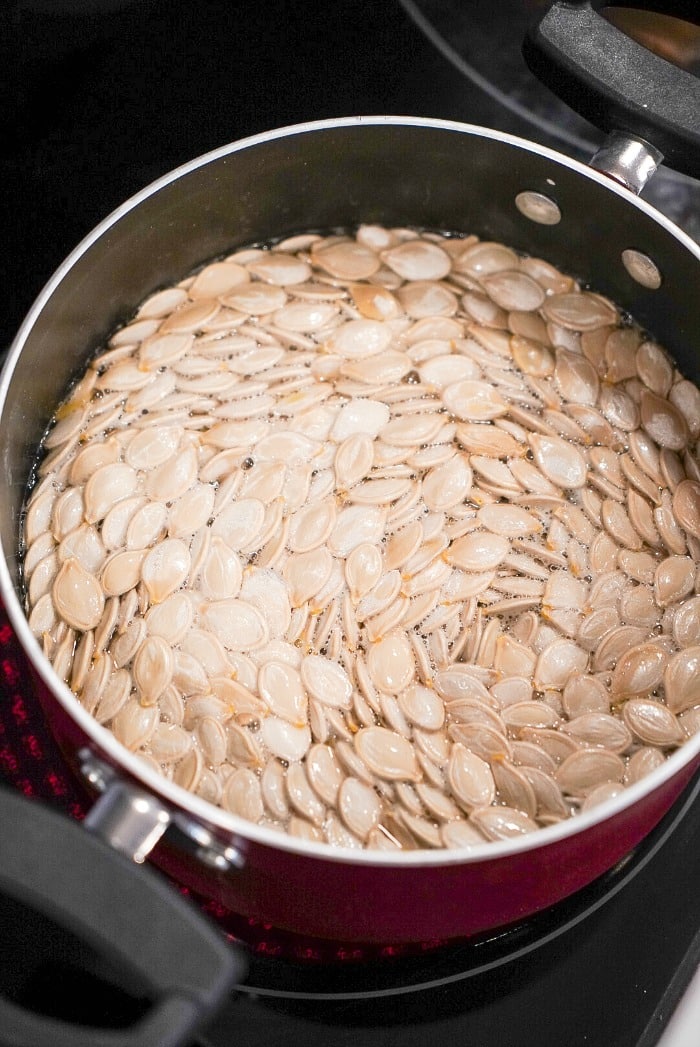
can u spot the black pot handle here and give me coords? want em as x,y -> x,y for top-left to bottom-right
0,786 -> 247,1047
522,0 -> 700,178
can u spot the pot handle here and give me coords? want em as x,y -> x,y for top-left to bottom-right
522,0 -> 700,178
0,786 -> 247,1047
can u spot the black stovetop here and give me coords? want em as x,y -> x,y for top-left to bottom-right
2,2 -> 700,1045
209,789 -> 700,1047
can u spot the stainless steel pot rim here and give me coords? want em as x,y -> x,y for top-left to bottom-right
2,114 -> 699,869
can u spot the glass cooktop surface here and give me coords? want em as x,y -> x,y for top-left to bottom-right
2,2 -> 700,1044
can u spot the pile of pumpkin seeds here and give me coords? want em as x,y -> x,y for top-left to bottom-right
22,225 -> 700,850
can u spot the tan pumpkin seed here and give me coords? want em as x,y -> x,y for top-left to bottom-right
194,716 -> 227,769
131,634 -> 174,706
148,723 -> 191,763
543,291 -> 617,331
110,697 -> 159,750
624,746 -> 666,786
610,642 -> 667,698
141,538 -> 190,604
445,743 -> 495,810
222,768 -> 264,822
84,464 -> 139,524
490,757 -> 538,818
664,647 -> 700,714
654,555 -> 695,607
258,661 -> 308,725
470,805 -> 539,839
259,717 -> 311,763
622,699 -> 683,748
534,639 -> 588,690
672,596 -> 700,648
555,749 -> 625,795
442,379 -> 508,421
397,683 -> 445,730
560,712 -> 632,753
382,239 -> 451,281
640,389 -> 689,451
52,558 -> 105,632
285,761 -> 326,826
501,701 -> 560,733
673,480 -> 700,540
440,819 -> 487,848
354,726 -> 420,781
581,782 -> 627,810
528,433 -> 587,490
337,777 -> 381,839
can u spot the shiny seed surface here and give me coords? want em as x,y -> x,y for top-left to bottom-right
24,224 -> 700,851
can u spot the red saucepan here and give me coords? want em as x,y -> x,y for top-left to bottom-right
1,2 -> 700,1044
